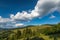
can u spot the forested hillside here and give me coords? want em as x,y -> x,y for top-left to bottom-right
0,23 -> 60,40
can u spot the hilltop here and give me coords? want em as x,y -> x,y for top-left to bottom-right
0,23 -> 60,40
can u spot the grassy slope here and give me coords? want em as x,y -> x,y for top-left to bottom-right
0,23 -> 60,40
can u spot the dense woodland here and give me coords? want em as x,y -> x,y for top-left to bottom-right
0,23 -> 60,40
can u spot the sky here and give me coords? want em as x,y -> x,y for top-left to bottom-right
0,0 -> 60,28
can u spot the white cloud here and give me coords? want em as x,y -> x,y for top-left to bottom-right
34,0 -> 59,16
0,16 -> 2,19
15,23 -> 24,27
10,0 -> 60,21
10,11 -> 39,21
0,18 -> 10,23
50,15 -> 55,18
10,14 -> 14,19
0,0 -> 60,28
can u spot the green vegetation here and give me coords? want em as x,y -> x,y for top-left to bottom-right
0,23 -> 60,40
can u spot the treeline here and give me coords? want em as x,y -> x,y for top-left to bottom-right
40,23 -> 60,35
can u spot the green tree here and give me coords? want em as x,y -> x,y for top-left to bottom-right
25,28 -> 32,37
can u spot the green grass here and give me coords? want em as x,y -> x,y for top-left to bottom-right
0,23 -> 60,40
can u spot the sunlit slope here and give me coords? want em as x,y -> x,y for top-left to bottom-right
0,23 -> 60,40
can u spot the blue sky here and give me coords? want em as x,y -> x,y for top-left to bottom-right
0,0 -> 60,28
0,0 -> 37,18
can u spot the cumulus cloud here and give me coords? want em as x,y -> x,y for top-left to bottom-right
32,0 -> 60,16
0,0 -> 60,28
10,11 -> 39,21
10,0 -> 60,21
